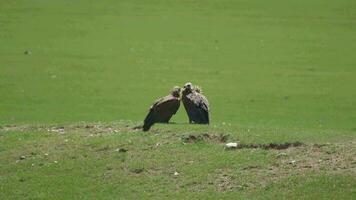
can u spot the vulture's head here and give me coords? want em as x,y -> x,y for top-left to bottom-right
183,82 -> 193,91
182,82 -> 194,96
171,86 -> 181,97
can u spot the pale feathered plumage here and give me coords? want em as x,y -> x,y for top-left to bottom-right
182,83 -> 210,124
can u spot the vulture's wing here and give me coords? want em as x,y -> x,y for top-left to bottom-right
153,95 -> 180,113
161,97 -> 180,115
197,93 -> 209,111
143,95 -> 180,131
190,92 -> 209,111
196,93 -> 209,123
186,92 -> 209,124
149,97 -> 165,111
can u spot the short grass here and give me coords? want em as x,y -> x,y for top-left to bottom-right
1,0 -> 356,199
0,123 -> 355,199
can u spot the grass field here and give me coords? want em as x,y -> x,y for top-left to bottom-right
1,0 -> 356,199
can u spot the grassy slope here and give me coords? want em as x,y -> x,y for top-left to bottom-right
0,124 -> 355,199
1,0 -> 356,199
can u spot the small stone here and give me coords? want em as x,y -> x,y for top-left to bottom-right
225,142 -> 238,148
54,161 -> 58,163
19,155 -> 26,160
289,160 -> 296,165
44,153 -> 49,156
114,148 -> 127,153
174,171 -> 179,176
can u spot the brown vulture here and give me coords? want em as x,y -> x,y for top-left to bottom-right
182,82 -> 210,124
143,86 -> 181,131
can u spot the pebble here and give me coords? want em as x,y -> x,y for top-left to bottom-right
289,160 -> 296,165
114,148 -> 128,153
225,142 -> 238,148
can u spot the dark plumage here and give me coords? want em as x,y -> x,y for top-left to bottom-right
182,82 -> 210,124
143,87 -> 181,131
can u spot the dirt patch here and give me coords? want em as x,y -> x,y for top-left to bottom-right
180,134 -> 303,150
204,168 -> 251,192
130,168 -> 145,174
233,141 -> 304,150
181,133 -> 229,143
211,141 -> 356,191
280,142 -> 356,172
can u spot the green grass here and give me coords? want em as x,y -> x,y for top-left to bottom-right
1,124 -> 355,199
1,0 -> 356,199
1,0 -> 356,130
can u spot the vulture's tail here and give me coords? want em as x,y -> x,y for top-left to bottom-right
143,123 -> 153,131
143,110 -> 155,131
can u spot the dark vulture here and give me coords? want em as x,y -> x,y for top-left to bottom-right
182,82 -> 210,124
143,86 -> 181,131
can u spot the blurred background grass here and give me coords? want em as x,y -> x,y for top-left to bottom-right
1,0 -> 356,131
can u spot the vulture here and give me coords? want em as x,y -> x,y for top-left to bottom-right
143,86 -> 181,131
182,82 -> 210,124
